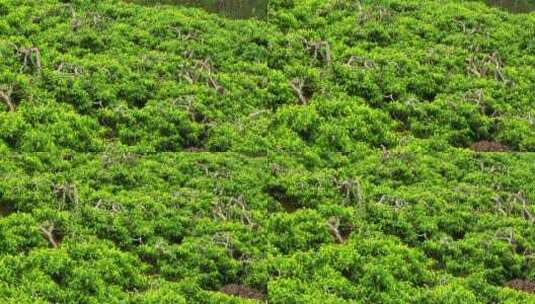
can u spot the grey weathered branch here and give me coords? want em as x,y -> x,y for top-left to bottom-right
289,78 -> 308,104
305,40 -> 332,66
40,221 -> 58,248
196,58 -> 224,93
327,217 -> 344,244
0,86 -> 15,111
17,46 -> 41,71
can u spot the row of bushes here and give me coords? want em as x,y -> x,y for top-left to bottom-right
0,0 -> 534,151
1,152 -> 534,302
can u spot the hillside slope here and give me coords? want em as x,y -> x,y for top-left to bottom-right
0,0 -> 535,303
1,152 -> 535,303
1,0 -> 534,152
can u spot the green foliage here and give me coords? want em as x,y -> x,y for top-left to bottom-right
0,0 -> 534,151
1,153 -> 534,302
1,0 -> 535,303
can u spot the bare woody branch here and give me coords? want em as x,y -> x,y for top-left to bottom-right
0,86 -> 15,111
40,221 -> 58,248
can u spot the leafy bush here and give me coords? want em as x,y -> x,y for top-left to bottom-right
1,0 -> 535,303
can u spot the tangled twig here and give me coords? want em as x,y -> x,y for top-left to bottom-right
212,195 -> 256,227
514,192 -> 534,223
196,58 -> 224,94
466,51 -> 510,84
52,182 -> 79,206
346,55 -> 376,69
334,177 -> 364,204
305,39 -> 332,66
11,44 -> 41,72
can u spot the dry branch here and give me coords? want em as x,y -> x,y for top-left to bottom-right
334,177 -> 364,203
327,217 -> 344,244
305,39 -> 332,66
231,196 -> 255,226
56,62 -> 84,76
196,58 -> 224,93
346,55 -> 375,69
0,86 -> 15,111
40,221 -> 58,248
70,5 -> 81,31
514,192 -> 534,223
466,51 -> 510,84
13,45 -> 42,72
289,78 -> 308,104
52,183 -> 79,206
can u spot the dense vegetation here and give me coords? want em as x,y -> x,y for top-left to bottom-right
1,0 -> 534,152
1,0 -> 534,303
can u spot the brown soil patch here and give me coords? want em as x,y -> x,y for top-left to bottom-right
265,185 -> 300,213
221,284 -> 266,300
471,140 -> 509,152
0,203 -> 15,217
279,201 -> 299,213
506,279 -> 535,293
